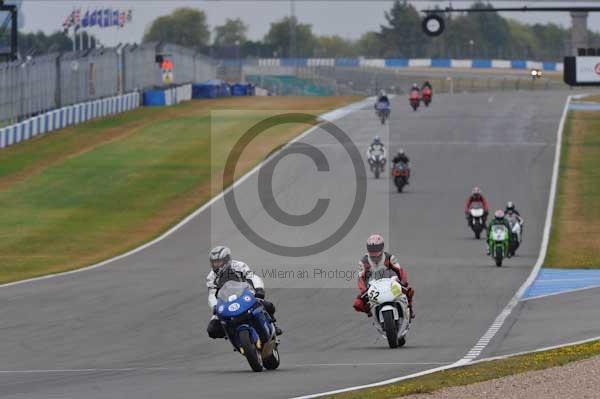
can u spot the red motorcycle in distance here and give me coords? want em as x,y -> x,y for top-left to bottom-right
421,87 -> 432,107
409,91 -> 420,111
391,162 -> 410,192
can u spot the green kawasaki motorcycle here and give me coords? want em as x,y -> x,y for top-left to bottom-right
489,224 -> 510,267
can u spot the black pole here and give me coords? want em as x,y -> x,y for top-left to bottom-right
424,6 -> 600,14
0,0 -> 18,61
10,3 -> 17,60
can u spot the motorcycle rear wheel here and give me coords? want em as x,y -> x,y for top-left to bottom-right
240,330 -> 263,372
382,310 -> 399,349
263,346 -> 280,370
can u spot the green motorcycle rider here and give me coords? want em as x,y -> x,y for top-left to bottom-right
486,210 -> 513,257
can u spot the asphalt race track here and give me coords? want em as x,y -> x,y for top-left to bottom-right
491,287 -> 600,357
0,92 -> 567,399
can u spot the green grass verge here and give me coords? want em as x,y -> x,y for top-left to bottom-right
325,339 -> 600,399
544,99 -> 600,267
0,96 -> 360,283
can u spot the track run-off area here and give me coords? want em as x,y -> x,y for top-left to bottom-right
0,92 -> 568,399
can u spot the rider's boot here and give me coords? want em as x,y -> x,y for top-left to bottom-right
270,315 -> 283,336
406,287 -> 415,320
274,324 -> 283,336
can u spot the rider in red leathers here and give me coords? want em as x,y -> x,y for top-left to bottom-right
465,186 -> 489,224
353,234 -> 415,319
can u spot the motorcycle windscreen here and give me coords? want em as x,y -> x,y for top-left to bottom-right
491,225 -> 508,240
218,280 -> 253,301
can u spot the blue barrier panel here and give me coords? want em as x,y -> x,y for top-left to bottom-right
472,59 -> 492,68
143,90 -> 167,106
511,60 -> 527,69
542,62 -> 557,71
431,58 -> 451,68
281,58 -> 308,67
193,82 -> 219,99
231,83 -> 250,96
385,58 -> 409,67
335,58 -> 360,67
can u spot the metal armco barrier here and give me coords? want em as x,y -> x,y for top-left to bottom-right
0,43 -> 216,126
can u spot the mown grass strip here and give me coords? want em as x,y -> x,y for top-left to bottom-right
544,100 -> 600,268
325,339 -> 600,399
0,96 -> 360,284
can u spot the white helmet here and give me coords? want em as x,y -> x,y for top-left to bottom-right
397,148 -> 405,155
380,89 -> 387,96
209,246 -> 231,273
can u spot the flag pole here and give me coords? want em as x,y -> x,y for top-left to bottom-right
71,8 -> 76,51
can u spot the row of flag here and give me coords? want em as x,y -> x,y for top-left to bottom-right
62,8 -> 133,31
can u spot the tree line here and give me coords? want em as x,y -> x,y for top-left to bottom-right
142,1 -> 600,61
8,1 -> 600,60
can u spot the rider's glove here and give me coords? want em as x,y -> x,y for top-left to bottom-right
255,287 -> 266,299
212,305 -> 218,315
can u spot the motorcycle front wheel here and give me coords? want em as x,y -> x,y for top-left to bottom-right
239,330 -> 263,372
263,346 -> 280,370
382,310 -> 399,349
494,247 -> 503,267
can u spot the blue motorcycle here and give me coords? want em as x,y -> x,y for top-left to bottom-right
375,101 -> 391,125
215,281 -> 280,372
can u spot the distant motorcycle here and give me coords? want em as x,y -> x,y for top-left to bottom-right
506,213 -> 523,256
391,162 -> 410,192
369,153 -> 385,179
489,224 -> 510,267
364,277 -> 411,348
421,87 -> 432,107
409,91 -> 420,111
215,281 -> 280,372
375,101 -> 391,125
468,203 -> 486,239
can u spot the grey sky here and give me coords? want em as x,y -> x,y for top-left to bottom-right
16,1 -> 600,46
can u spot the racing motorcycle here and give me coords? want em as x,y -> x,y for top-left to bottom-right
369,153 -> 385,179
364,276 -> 411,348
215,281 -> 280,372
506,213 -> 523,256
489,224 -> 510,267
375,101 -> 391,125
468,203 -> 486,239
409,91 -> 420,111
421,87 -> 432,107
391,162 -> 410,192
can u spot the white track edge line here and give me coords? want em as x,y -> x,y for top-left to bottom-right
454,94 -> 571,362
0,97 -> 374,290
520,284 -> 600,302
290,95 -> 572,399
466,334 -> 600,366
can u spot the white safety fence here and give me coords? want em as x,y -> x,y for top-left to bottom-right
165,84 -> 192,106
0,92 -> 140,149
